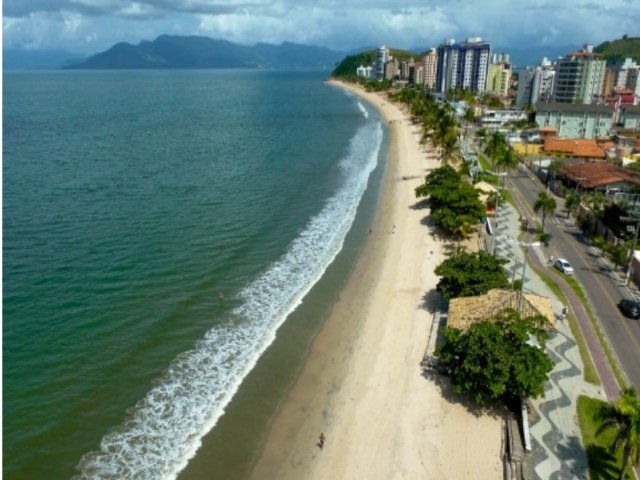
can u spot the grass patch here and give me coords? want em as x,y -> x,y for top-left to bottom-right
577,395 -> 635,480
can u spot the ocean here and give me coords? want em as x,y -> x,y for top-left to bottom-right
3,70 -> 387,479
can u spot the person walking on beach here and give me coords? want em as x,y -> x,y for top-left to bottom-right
318,432 -> 325,450
392,224 -> 396,234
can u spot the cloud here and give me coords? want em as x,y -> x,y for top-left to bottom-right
3,0 -> 639,54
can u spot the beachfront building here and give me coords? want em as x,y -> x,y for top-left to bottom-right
384,57 -> 399,81
552,44 -> 606,104
516,59 -> 556,108
356,65 -> 374,79
422,48 -> 437,91
478,109 -> 528,129
535,102 -> 614,139
486,53 -> 512,97
435,37 -> 491,94
376,46 -> 390,80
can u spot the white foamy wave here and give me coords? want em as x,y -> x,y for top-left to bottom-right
75,121 -> 383,480
357,102 -> 369,119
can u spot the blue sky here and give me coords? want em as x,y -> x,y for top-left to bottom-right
3,0 -> 639,54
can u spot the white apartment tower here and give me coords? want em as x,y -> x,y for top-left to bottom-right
376,46 -> 390,80
516,58 -> 556,107
435,37 -> 491,93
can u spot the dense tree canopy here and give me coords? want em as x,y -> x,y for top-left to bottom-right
435,310 -> 554,406
434,250 -> 510,299
415,166 -> 485,237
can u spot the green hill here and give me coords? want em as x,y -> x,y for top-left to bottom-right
331,48 -> 421,79
594,35 -> 640,64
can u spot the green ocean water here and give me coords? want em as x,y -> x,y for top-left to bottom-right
3,70 -> 386,479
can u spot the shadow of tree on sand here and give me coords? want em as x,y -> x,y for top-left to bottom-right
419,288 -> 444,315
420,365 -> 507,420
410,198 -> 430,210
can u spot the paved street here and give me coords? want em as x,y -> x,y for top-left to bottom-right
506,167 -> 640,391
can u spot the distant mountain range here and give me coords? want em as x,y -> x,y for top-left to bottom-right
58,35 -> 344,70
3,49 -> 85,70
7,36 -> 632,72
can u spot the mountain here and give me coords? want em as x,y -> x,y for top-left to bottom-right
64,35 -> 344,70
594,35 -> 640,64
3,49 -> 85,70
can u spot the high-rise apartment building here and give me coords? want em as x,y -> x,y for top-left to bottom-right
422,48 -> 437,91
486,53 -> 512,96
516,58 -> 555,107
552,44 -> 606,104
376,46 -> 390,80
435,37 -> 491,93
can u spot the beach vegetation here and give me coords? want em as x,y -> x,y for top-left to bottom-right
434,250 -> 510,300
435,310 -> 553,406
415,166 -> 485,237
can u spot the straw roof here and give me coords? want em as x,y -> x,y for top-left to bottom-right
447,288 -> 555,331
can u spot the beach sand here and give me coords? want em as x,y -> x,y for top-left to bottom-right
248,80 -> 503,480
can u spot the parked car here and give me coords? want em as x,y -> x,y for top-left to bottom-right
618,299 -> 640,319
554,258 -> 574,275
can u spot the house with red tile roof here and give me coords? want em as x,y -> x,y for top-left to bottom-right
542,138 -> 606,159
557,161 -> 640,192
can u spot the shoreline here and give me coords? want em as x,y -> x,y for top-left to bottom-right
248,80 -> 503,479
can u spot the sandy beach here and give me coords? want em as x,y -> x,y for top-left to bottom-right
248,80 -> 503,480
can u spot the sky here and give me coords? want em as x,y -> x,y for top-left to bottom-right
3,0 -> 640,55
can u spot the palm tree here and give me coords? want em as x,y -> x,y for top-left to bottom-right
533,192 -> 557,232
594,387 -> 640,480
564,192 -> 581,218
485,131 -> 507,164
495,147 -> 519,182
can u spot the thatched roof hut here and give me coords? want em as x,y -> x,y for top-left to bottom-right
447,288 -> 555,331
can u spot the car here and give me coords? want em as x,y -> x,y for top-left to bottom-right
554,258 -> 574,275
618,299 -> 640,319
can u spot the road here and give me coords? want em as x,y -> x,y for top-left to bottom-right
506,167 -> 640,391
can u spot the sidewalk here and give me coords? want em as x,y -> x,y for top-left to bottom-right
487,200 -> 605,479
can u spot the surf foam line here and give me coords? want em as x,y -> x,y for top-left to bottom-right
74,117 -> 383,480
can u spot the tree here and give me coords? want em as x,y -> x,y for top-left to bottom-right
434,250 -> 510,300
533,192 -> 557,232
415,166 -> 484,237
485,131 -> 508,164
435,310 -> 554,406
546,160 -> 563,185
565,192 -> 581,217
594,387 -> 640,480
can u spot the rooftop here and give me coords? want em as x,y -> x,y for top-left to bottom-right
535,102 -> 614,114
543,138 -> 606,159
558,162 -> 640,189
447,289 -> 555,332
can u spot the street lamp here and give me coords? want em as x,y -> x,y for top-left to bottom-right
514,240 -> 542,317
